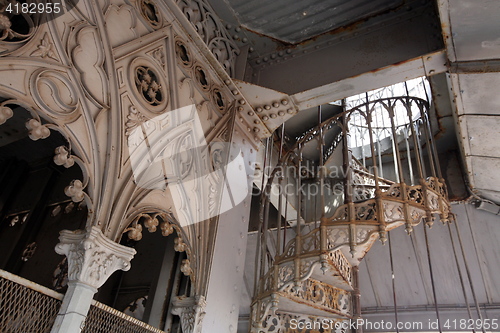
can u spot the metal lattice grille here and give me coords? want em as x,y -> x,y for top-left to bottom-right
0,270 -> 165,333
82,301 -> 166,333
0,270 -> 62,333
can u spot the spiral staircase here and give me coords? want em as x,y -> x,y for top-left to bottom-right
250,91 -> 452,332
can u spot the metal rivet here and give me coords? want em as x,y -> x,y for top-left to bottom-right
254,120 -> 259,124
249,47 -> 254,52
253,127 -> 260,133
256,107 -> 263,112
263,57 -> 269,62
239,99 -> 246,105
238,106 -> 244,111
248,111 -> 254,116
278,111 -> 285,116
247,127 -> 251,132
270,113 -> 277,119
286,49 -> 292,54
281,99 -> 288,105
242,38 -> 248,43
256,60 -> 261,64
271,54 -> 276,59
264,105 -> 271,110
272,102 -> 279,108
232,90 -> 239,95
287,108 -> 294,114
262,116 -> 269,121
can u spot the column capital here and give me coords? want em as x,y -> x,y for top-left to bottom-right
55,226 -> 136,290
171,295 -> 207,333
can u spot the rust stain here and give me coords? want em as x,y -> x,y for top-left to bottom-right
245,0 -> 413,52
295,0 -> 409,48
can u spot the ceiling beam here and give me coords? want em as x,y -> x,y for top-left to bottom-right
291,50 -> 448,110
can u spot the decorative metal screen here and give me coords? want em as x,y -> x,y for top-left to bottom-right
0,270 -> 63,333
82,301 -> 166,333
0,269 -> 165,333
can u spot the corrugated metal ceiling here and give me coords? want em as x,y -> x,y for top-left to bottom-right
224,0 -> 404,44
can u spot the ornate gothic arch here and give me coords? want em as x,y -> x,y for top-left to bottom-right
1,1 -> 260,332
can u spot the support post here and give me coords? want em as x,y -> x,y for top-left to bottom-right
51,227 -> 136,333
352,265 -> 363,333
200,124 -> 257,333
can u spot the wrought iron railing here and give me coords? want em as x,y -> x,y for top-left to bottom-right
0,269 -> 165,333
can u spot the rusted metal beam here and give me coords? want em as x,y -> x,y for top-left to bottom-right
449,59 -> 500,74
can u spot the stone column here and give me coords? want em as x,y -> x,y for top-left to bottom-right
171,295 -> 207,333
51,226 -> 136,333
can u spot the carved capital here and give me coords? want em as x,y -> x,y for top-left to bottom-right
171,295 -> 207,333
55,227 -> 136,290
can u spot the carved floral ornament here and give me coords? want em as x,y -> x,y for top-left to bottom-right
124,212 -> 176,240
135,65 -> 164,107
30,33 -> 57,60
55,227 -> 136,290
0,100 -> 86,210
130,57 -> 168,112
0,102 -> 13,124
122,212 -> 194,277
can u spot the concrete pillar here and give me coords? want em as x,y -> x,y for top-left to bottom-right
51,227 -> 136,333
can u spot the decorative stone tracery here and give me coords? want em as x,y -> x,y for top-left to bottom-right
175,0 -> 239,76
135,65 -> 164,107
0,0 -> 257,332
